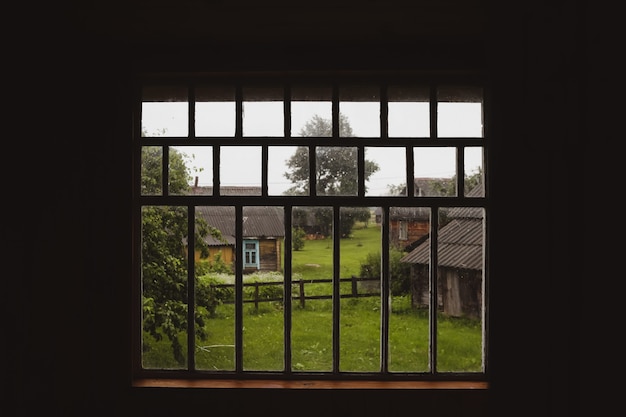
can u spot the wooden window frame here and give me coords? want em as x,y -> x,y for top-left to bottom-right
132,71 -> 490,390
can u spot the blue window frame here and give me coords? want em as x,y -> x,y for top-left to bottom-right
243,239 -> 260,269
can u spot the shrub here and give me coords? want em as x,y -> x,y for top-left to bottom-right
292,227 -> 306,251
359,248 -> 411,296
196,273 -> 234,317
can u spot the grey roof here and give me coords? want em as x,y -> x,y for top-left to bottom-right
400,217 -> 483,270
400,184 -> 484,270
374,206 -> 430,220
196,206 -> 285,246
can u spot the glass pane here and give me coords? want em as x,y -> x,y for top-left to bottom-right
195,85 -> 235,137
413,147 -> 457,196
339,207 -> 380,372
365,147 -> 406,196
141,86 -> 188,137
291,86 -> 332,137
220,146 -> 261,195
243,87 -> 284,137
436,207 -> 484,372
316,147 -> 358,196
141,146 -> 162,196
465,146 -> 484,197
269,146 -> 308,196
389,207 -> 431,372
169,146 -> 213,195
242,206 -> 285,371
141,206 -> 189,369
437,86 -> 483,138
291,206 -> 333,371
339,86 -> 380,137
194,206 -> 236,371
388,86 -> 429,138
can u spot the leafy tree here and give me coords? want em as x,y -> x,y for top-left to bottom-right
292,227 -> 306,251
386,167 -> 483,197
141,130 -> 222,364
284,114 -> 379,196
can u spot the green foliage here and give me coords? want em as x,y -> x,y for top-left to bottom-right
196,274 -> 234,317
292,227 -> 306,251
284,114 -> 379,196
291,206 -> 372,239
141,146 -> 223,364
359,247 -> 412,296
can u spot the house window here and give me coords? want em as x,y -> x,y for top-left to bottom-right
243,240 -> 259,269
398,221 -> 408,240
134,73 -> 489,387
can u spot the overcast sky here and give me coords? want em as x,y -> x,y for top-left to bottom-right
142,101 -> 483,196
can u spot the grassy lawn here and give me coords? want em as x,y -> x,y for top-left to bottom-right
143,296 -> 482,372
142,222 -> 482,372
292,221 -> 381,281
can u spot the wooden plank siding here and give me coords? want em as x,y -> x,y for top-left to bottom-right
247,238 -> 282,273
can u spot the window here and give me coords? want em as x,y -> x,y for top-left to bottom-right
398,221 -> 408,241
243,240 -> 259,269
133,73 -> 489,387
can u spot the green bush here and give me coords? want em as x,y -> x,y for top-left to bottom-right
292,227 -> 306,251
359,248 -> 411,296
197,274 -> 234,317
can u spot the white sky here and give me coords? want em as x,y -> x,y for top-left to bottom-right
142,101 -> 483,196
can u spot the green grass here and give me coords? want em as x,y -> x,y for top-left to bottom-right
292,222 -> 381,280
143,296 -> 482,372
142,223 -> 482,372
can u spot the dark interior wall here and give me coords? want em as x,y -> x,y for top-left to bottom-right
7,1 -> 585,416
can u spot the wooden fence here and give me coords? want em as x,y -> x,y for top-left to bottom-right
211,276 -> 380,309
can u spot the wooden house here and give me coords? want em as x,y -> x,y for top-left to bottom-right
195,206 -> 285,273
400,185 -> 484,318
375,207 -> 430,250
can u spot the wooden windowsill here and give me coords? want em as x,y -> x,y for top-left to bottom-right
133,378 -> 488,390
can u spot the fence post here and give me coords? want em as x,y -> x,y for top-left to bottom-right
299,280 -> 305,308
254,282 -> 259,311
351,275 -> 358,297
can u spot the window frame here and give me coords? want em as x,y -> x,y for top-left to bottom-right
243,239 -> 260,269
132,71 -> 490,389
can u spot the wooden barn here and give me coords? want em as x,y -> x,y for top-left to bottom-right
195,206 -> 285,273
400,185 -> 484,318
375,207 -> 431,249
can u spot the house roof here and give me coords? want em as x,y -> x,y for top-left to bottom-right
196,206 -> 285,246
400,184 -> 484,270
374,206 -> 430,221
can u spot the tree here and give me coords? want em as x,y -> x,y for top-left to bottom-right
386,167 -> 483,198
141,131 -> 222,364
284,114 -> 379,196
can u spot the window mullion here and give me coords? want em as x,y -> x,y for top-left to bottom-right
430,85 -> 438,139
380,206 -> 390,373
235,205 -> 244,372
213,146 -> 220,196
358,145 -> 365,198
188,84 -> 195,139
406,146 -> 414,197
262,145 -> 268,197
284,84 -> 291,138
162,146 -> 169,197
332,205 -> 341,373
187,205 -> 196,371
235,85 -> 243,139
457,146 -> 465,197
332,84 -> 339,138
283,205 -> 293,374
429,206 -> 439,374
